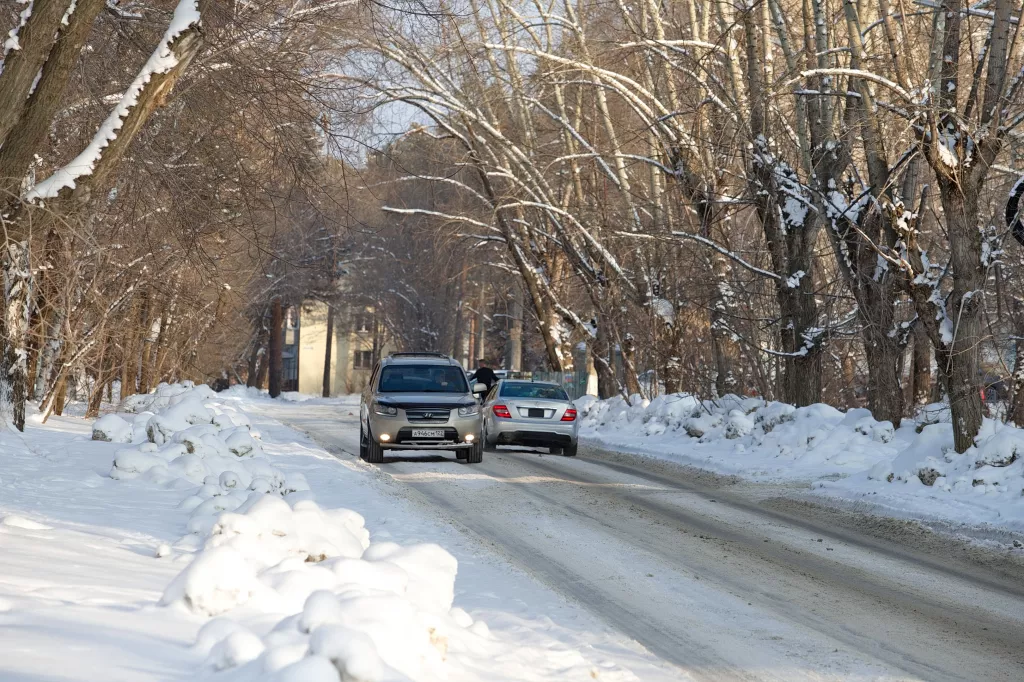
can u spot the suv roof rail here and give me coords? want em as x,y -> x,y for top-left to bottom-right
388,352 -> 451,359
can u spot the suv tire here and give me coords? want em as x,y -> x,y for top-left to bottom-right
563,443 -> 578,457
464,442 -> 483,464
365,429 -> 385,464
359,424 -> 369,460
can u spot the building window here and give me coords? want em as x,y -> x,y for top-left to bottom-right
354,350 -> 373,369
354,312 -> 373,333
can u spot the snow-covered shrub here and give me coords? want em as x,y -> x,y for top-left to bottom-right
91,414 -> 134,443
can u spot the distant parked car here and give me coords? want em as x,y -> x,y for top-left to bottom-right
481,380 -> 578,456
360,353 -> 487,464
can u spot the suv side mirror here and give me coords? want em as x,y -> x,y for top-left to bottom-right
473,383 -> 487,393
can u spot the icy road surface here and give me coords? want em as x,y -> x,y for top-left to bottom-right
262,400 -> 1024,682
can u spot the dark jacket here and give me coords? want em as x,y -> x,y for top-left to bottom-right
469,367 -> 497,391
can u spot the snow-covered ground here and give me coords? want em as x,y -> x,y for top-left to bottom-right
577,394 -> 1024,538
0,385 -> 679,682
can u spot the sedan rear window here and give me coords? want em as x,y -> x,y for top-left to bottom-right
499,383 -> 569,400
379,365 -> 469,393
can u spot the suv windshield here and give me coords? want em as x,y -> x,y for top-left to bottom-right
499,382 -> 569,400
379,365 -> 469,393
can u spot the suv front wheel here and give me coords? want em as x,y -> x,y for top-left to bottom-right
365,427 -> 385,464
464,441 -> 483,464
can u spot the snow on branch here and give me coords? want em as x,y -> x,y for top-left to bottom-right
25,0 -> 203,202
619,230 -> 783,282
381,207 -> 497,232
792,68 -> 916,104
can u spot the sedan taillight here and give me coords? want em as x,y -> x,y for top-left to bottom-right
561,408 -> 577,422
493,404 -> 512,419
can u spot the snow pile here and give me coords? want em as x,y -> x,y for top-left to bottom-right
578,393 -> 1024,531
185,530 -> 478,681
818,408 -> 1024,530
99,384 -> 519,681
106,384 -> 269,512
577,393 -> 897,478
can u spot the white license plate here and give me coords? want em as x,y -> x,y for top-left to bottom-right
411,429 -> 444,438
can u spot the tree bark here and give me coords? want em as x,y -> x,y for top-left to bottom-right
476,283 -> 487,363
246,328 -> 264,388
0,241 -> 32,430
593,314 -> 618,398
0,0 -> 73,146
505,285 -> 522,371
939,191 -> 986,452
268,297 -> 283,398
912,324 -> 932,408
0,0 -> 106,198
863,325 -> 904,426
138,302 -> 155,394
322,305 -> 334,398
85,336 -> 108,419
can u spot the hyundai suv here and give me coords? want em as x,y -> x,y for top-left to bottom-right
359,353 -> 486,464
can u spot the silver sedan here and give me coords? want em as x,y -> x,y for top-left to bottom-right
481,380 -> 579,456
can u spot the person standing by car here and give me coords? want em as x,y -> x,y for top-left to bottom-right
469,359 -> 498,393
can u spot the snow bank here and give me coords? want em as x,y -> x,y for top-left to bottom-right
578,393 -> 895,478
578,393 -> 1024,531
99,384 -> 516,681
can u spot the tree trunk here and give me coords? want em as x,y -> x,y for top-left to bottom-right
322,305 -> 334,398
941,191 -> 986,452
53,375 -> 67,416
912,324 -> 932,408
246,329 -> 263,388
620,331 -> 643,397
777,278 -> 822,407
85,337 -> 108,419
505,285 -> 523,371
840,350 -> 857,408
1,242 -> 32,431
476,283 -> 487,364
268,297 -> 283,398
0,0 -> 106,198
0,0 -> 73,145
709,255 -> 743,397
24,302 -> 42,402
593,314 -> 617,398
34,307 -> 63,403
864,326 -> 904,426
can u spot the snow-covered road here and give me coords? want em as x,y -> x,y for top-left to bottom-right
266,400 -> 1024,682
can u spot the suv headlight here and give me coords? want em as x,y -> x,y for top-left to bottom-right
458,404 -> 480,417
374,402 -> 398,416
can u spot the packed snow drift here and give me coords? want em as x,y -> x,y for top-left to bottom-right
94,382 -> 631,681
577,393 -> 1024,533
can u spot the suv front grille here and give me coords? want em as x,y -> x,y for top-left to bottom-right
405,408 -> 451,423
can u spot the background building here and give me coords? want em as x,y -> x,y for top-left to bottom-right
296,302 -> 390,395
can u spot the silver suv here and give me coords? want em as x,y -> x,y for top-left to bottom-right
359,353 -> 486,464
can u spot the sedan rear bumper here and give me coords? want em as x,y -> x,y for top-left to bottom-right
496,430 -> 574,447
490,418 -> 578,446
